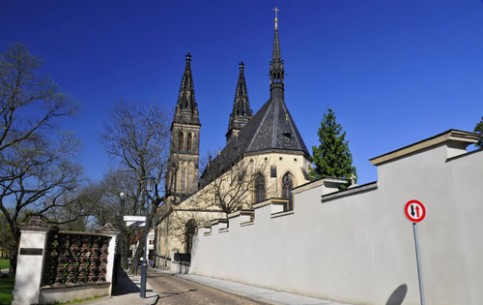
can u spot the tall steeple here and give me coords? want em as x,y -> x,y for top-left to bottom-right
226,61 -> 253,143
167,53 -> 201,203
174,53 -> 200,125
270,7 -> 284,99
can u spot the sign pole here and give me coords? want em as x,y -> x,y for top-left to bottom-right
412,222 -> 426,305
404,199 -> 427,305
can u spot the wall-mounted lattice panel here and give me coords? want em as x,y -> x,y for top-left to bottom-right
41,230 -> 111,287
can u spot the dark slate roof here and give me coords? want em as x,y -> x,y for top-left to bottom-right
200,95 -> 309,186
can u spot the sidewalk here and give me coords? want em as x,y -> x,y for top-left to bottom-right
83,268 -> 353,305
81,269 -> 158,305
172,271 -> 353,305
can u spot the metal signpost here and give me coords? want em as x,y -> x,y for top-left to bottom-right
124,177 -> 156,299
140,176 -> 155,298
404,199 -> 427,305
123,213 -> 149,298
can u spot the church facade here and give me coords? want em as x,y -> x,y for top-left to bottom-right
154,11 -> 312,267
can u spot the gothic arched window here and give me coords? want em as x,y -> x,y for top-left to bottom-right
187,132 -> 193,151
282,172 -> 294,210
254,173 -> 266,203
179,163 -> 186,190
185,219 -> 197,253
178,130 -> 184,151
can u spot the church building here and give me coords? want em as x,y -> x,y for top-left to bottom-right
155,9 -> 312,267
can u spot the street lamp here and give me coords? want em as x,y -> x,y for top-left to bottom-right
119,192 -> 125,224
140,176 -> 155,298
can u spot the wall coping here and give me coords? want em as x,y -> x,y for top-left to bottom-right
228,209 -> 254,219
370,129 -> 479,166
446,147 -> 482,162
57,230 -> 117,237
322,182 -> 378,203
252,200 -> 272,209
253,198 -> 288,210
19,215 -> 51,232
293,177 -> 347,195
210,218 -> 228,226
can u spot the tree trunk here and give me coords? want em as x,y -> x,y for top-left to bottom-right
9,247 -> 17,275
118,234 -> 129,270
128,233 -> 145,275
128,213 -> 152,275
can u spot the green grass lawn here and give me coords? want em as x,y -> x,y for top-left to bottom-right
0,259 -> 9,270
0,259 -> 13,304
0,274 -> 14,305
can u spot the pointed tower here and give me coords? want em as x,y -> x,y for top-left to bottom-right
167,53 -> 201,202
173,53 -> 200,125
226,61 -> 253,143
199,8 -> 310,189
270,7 -> 284,100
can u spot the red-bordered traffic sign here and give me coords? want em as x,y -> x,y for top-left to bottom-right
404,200 -> 426,223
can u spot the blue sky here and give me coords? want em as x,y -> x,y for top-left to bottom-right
1,0 -> 482,184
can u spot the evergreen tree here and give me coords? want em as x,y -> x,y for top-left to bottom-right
310,108 -> 356,185
474,116 -> 483,148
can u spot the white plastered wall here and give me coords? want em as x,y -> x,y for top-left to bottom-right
190,138 -> 483,305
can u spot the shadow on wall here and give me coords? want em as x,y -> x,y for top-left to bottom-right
386,284 -> 407,305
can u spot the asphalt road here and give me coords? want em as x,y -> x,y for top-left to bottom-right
147,269 -> 264,305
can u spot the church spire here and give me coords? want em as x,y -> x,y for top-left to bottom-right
270,6 -> 284,96
226,62 -> 253,143
174,53 -> 199,124
167,53 -> 201,202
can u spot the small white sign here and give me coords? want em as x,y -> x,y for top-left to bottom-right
123,215 -> 146,227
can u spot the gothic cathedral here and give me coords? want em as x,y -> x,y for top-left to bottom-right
156,8 -> 311,267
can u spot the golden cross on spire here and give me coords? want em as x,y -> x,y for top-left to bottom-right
274,7 -> 279,30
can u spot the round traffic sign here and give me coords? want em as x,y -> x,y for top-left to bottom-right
404,200 -> 426,223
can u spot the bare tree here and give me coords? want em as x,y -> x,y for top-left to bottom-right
153,154 -> 268,261
0,43 -> 82,272
92,168 -> 147,269
197,155 -> 269,216
44,181 -> 111,231
102,101 -> 169,274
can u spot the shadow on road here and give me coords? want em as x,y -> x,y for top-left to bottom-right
112,268 -> 140,296
158,288 -> 198,300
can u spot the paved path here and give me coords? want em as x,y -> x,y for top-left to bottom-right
81,268 -> 354,305
148,269 -> 261,305
80,269 -> 159,305
171,271 -> 352,305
